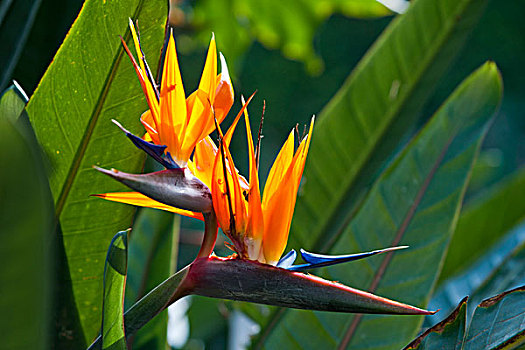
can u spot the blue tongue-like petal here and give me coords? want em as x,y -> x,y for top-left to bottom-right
276,249 -> 297,269
285,246 -> 408,272
112,119 -> 177,169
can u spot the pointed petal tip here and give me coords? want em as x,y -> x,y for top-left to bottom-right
219,52 -> 230,80
93,165 -> 120,177
387,245 -> 409,251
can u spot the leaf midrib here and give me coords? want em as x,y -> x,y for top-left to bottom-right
55,1 -> 146,217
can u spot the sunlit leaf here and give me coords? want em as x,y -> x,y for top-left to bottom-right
25,0 -> 167,345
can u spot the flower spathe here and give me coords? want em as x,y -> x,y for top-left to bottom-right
124,20 -> 234,167
210,102 -> 314,265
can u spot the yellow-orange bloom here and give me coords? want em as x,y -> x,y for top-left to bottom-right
211,103 -> 314,265
124,20 -> 234,166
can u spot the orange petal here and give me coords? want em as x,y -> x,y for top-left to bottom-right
181,89 -> 212,162
140,110 -> 160,144
93,192 -> 203,220
211,142 -> 233,233
190,136 -> 218,188
262,117 -> 315,264
187,56 -> 236,148
261,129 -> 295,208
244,105 -> 264,260
293,116 -> 315,190
128,19 -> 147,76
261,172 -> 296,265
213,53 -> 234,122
211,124 -> 247,236
198,34 -> 218,102
159,33 -> 186,159
223,92 -> 256,147
127,20 -> 160,126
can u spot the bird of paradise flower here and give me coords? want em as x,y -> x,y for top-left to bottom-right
92,21 -> 435,332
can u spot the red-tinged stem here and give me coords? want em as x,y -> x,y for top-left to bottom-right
196,212 -> 218,258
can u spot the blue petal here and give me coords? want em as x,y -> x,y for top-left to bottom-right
112,119 -> 177,169
286,246 -> 408,272
276,249 -> 297,269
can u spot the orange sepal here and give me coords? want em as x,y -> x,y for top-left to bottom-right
261,129 -> 295,208
92,192 -> 203,220
189,136 -> 218,189
243,105 -> 264,261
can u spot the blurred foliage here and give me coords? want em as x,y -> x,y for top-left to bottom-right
0,84 -> 54,350
179,0 -> 391,74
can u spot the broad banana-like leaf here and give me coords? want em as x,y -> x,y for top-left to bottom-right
253,63 -> 502,349
101,231 -> 129,350
0,86 -> 54,350
439,167 -> 525,283
25,0 -> 167,345
405,287 -> 525,349
289,0 -> 490,259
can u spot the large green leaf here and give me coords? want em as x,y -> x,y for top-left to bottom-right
405,287 -> 525,349
125,209 -> 179,349
254,63 -> 502,349
25,0 -> 167,345
101,231 -> 129,350
288,0 -> 490,255
0,0 -> 41,90
439,167 -> 525,283
0,86 -> 54,350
